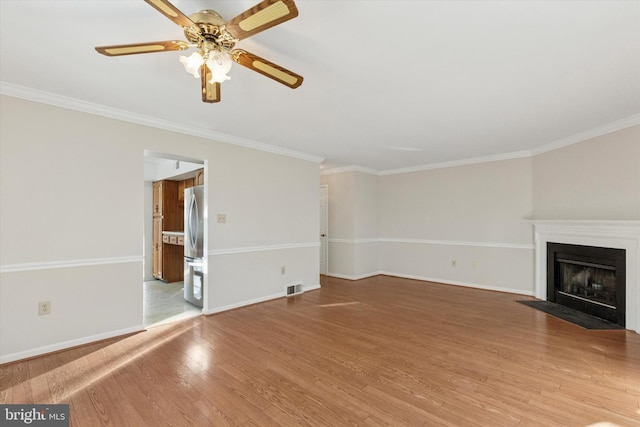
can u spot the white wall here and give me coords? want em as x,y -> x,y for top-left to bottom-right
321,171 -> 380,279
353,172 -> 380,278
354,172 -> 380,239
0,95 -> 320,363
380,158 -> 534,242
321,126 -> 638,299
379,157 -> 534,293
321,171 -> 355,278
322,159 -> 534,292
205,142 -> 321,311
532,125 -> 640,219
531,126 -> 640,331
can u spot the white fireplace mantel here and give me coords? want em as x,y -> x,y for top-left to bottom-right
532,220 -> 640,333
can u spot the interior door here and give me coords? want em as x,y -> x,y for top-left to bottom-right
319,185 -> 328,275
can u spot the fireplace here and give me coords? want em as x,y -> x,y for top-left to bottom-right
547,242 -> 625,327
533,220 -> 640,333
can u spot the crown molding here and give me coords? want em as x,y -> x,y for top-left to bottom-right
4,82 -> 636,174
322,114 -> 640,176
378,150 -> 532,176
320,165 -> 381,176
0,82 -> 325,164
321,149 -> 531,176
529,113 -> 640,156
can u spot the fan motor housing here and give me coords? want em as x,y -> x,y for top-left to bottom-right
184,10 -> 236,51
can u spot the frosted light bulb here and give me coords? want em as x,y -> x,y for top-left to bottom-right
179,52 -> 204,78
206,50 -> 232,83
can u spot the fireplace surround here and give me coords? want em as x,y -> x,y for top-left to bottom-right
547,242 -> 625,326
532,220 -> 640,333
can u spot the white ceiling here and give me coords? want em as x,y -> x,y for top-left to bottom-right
1,1 -> 639,173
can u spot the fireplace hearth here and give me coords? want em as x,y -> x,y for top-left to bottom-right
547,242 -> 625,327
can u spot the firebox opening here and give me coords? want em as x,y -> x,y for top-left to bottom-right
547,242 -> 626,327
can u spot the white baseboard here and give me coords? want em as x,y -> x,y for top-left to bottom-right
0,325 -> 144,365
326,271 -> 534,296
379,271 -> 535,296
204,283 -> 322,315
326,272 -> 382,281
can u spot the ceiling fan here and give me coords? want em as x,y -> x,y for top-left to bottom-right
95,0 -> 303,103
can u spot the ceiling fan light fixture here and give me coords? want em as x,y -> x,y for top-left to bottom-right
206,50 -> 232,83
96,0 -> 303,103
179,51 -> 204,77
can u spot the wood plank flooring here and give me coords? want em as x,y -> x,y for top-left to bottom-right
2,275 -> 640,426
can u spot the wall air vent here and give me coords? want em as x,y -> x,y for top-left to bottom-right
286,283 -> 303,297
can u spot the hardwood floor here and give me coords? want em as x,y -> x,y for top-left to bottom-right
2,275 -> 640,426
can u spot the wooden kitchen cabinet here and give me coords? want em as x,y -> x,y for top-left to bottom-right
152,180 -> 183,283
178,178 -> 195,208
153,180 -> 180,227
152,217 -> 163,279
160,244 -> 183,283
195,169 -> 204,186
152,181 -> 162,216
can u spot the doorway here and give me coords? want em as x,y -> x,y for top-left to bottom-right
143,151 -> 206,327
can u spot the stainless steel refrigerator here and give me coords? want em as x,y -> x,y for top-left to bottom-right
184,185 -> 204,307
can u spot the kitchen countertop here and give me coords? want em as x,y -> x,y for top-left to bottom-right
162,231 -> 184,236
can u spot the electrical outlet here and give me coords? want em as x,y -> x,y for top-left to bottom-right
281,266 -> 286,275
217,213 -> 227,224
451,260 -> 457,267
38,301 -> 51,316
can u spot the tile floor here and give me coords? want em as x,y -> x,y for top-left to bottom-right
143,280 -> 201,327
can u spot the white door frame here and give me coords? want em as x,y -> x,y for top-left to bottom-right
319,185 -> 329,275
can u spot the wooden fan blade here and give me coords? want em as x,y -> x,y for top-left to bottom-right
95,40 -> 189,56
201,64 -> 221,103
144,0 -> 194,27
225,0 -> 299,41
231,49 -> 303,88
